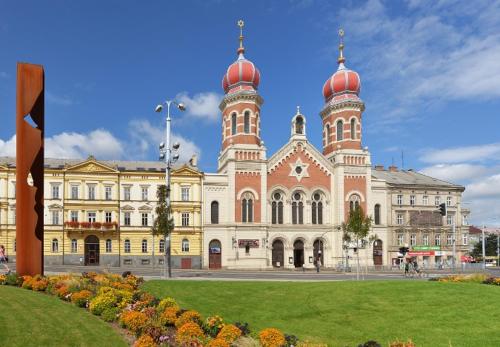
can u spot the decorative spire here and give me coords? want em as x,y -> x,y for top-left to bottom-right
237,19 -> 245,56
296,105 -> 301,114
337,28 -> 345,66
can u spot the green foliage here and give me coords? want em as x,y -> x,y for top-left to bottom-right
5,273 -> 23,286
471,234 -> 499,258
342,206 -> 372,245
102,307 -> 121,322
152,184 -> 174,238
89,291 -> 118,315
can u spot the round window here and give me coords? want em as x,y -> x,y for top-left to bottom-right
273,192 -> 281,200
314,193 -> 320,201
294,193 -> 301,200
295,166 -> 302,174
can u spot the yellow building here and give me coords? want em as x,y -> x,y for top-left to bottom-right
0,155 -> 203,269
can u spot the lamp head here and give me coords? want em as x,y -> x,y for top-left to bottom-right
159,142 -> 165,150
172,142 -> 180,150
172,153 -> 180,161
159,153 -> 165,161
177,103 -> 186,111
155,104 -> 163,113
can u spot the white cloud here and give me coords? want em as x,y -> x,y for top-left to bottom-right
128,119 -> 201,163
176,92 -> 222,122
465,174 -> 500,199
420,164 -> 490,182
0,135 -> 16,156
332,0 -> 500,124
420,143 -> 500,164
46,91 -> 74,106
1,130 -> 124,160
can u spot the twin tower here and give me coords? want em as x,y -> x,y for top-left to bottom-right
217,22 -> 365,172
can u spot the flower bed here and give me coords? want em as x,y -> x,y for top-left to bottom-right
0,272 -> 297,346
429,273 -> 500,285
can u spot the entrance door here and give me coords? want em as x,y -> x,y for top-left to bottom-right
84,235 -> 100,266
373,239 -> 383,266
293,240 -> 304,268
208,239 -> 222,269
313,239 -> 324,266
272,240 -> 284,267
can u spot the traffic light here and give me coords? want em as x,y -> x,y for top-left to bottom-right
438,203 -> 447,216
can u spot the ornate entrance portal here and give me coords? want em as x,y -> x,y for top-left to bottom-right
293,240 -> 304,268
272,239 -> 284,267
84,235 -> 100,266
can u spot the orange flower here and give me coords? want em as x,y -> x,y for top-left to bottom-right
176,322 -> 204,345
134,334 -> 157,347
175,310 -> 202,328
160,306 -> 179,326
207,338 -> 230,347
120,310 -> 149,334
217,324 -> 242,343
259,328 -> 286,347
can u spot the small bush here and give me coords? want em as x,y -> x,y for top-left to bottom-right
102,307 -> 120,322
134,334 -> 157,347
21,275 -> 33,289
285,334 -> 299,347
120,310 -> 149,335
157,297 -> 178,312
176,322 -> 204,345
175,310 -> 202,328
71,290 -> 93,307
217,324 -> 242,343
389,339 -> 415,347
160,306 -> 179,326
235,321 -> 251,336
205,315 -> 225,337
31,276 -> 49,291
4,272 -> 22,286
0,274 -> 6,285
259,328 -> 286,347
89,292 -> 118,315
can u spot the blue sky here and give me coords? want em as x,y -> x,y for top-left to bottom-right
1,0 -> 500,225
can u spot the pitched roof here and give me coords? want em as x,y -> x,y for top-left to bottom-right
372,169 -> 464,190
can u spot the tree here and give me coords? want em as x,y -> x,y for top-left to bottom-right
152,184 -> 174,278
471,234 -> 499,259
342,206 -> 373,279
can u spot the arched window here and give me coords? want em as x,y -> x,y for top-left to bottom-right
312,192 -> 323,225
292,192 -> 304,224
52,239 -> 59,253
211,201 -> 219,224
182,239 -> 190,252
350,118 -> 356,140
295,116 -> 304,134
106,239 -> 112,253
159,239 -> 165,253
241,192 -> 254,223
374,204 -> 381,225
71,239 -> 77,253
244,111 -> 250,134
271,192 -> 284,224
124,239 -> 131,253
336,120 -> 344,141
141,239 -> 148,253
325,124 -> 330,145
231,113 -> 237,135
349,194 -> 361,212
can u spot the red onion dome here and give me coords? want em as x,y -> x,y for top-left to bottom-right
222,52 -> 260,94
322,63 -> 361,102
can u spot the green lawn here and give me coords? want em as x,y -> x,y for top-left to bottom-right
143,280 -> 500,347
0,285 -> 127,347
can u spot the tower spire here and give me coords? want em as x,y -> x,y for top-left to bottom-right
337,28 -> 345,67
237,19 -> 245,56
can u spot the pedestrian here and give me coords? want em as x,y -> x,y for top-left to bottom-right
316,256 -> 321,273
0,245 -> 10,274
404,258 -> 409,276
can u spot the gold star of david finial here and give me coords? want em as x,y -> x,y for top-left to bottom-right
237,19 -> 245,54
338,28 -> 346,64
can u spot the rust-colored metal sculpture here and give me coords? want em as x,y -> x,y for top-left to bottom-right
16,63 -> 44,276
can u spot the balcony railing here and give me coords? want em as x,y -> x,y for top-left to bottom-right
64,221 -> 118,231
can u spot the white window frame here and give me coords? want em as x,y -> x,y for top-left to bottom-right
71,185 -> 79,199
70,211 -> 78,222
462,234 -> 468,246
435,196 -> 441,206
181,187 -> 190,202
447,233 -> 453,246
124,239 -> 131,253
105,186 -> 112,200
410,234 -> 416,246
397,234 -> 404,246
105,212 -> 112,223
52,239 -> 59,253
87,211 -> 96,223
123,186 -> 131,201
397,214 -> 404,225
410,195 -> 415,206
423,195 -> 428,205
71,239 -> 77,253
88,184 -> 96,200
397,195 -> 403,206
141,213 -> 149,226
423,234 -> 429,246
181,238 -> 190,252
51,184 -> 60,199
141,239 -> 148,253
182,212 -> 190,227
435,234 -> 441,246
51,210 -> 59,225
447,214 -> 454,225
106,239 -> 112,253
124,212 -> 131,226
141,187 -> 148,201
446,196 -> 452,207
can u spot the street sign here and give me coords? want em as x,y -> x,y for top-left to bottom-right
408,251 -> 435,256
412,246 -> 440,251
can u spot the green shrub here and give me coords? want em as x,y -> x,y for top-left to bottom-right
157,297 -> 178,311
89,292 -> 118,315
102,307 -> 120,322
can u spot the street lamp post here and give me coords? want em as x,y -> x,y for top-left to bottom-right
155,100 -> 185,278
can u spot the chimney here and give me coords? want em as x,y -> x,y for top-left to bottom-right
189,154 -> 198,167
389,165 -> 398,172
374,165 -> 384,171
